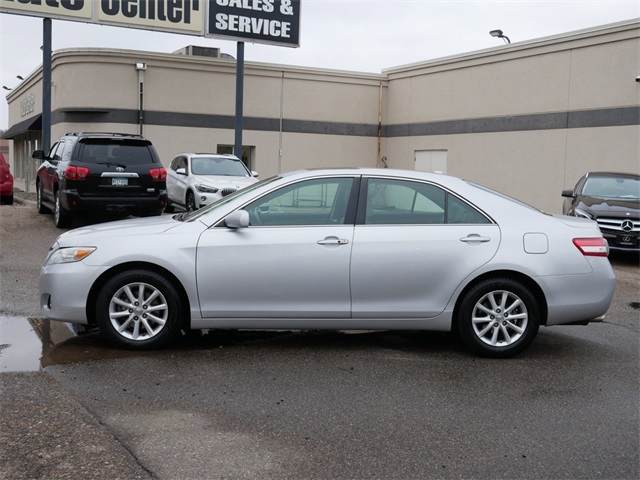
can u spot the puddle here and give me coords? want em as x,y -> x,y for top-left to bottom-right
0,316 -> 149,372
0,316 -> 76,372
0,315 -> 400,373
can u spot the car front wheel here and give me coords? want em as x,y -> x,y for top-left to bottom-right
456,278 -> 540,358
36,182 -> 50,213
95,269 -> 182,349
186,191 -> 197,212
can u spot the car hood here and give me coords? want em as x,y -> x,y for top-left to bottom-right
55,215 -> 182,246
576,195 -> 640,218
192,174 -> 257,188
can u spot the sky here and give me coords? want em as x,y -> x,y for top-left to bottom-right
1,0 -> 639,130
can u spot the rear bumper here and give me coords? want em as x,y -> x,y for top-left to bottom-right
539,258 -> 616,326
61,188 -> 167,215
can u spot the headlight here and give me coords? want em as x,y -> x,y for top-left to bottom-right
45,247 -> 96,265
196,184 -> 219,194
574,208 -> 593,220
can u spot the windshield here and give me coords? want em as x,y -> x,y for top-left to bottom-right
191,157 -> 250,176
582,175 -> 640,199
178,175 -> 281,222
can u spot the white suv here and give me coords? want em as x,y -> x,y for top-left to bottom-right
166,153 -> 258,212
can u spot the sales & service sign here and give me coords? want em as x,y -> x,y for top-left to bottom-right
207,0 -> 300,47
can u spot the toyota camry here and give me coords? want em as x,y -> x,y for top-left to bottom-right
40,168 -> 616,357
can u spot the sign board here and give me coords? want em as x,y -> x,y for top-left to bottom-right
0,1 -> 206,36
207,0 -> 300,47
0,0 -> 300,45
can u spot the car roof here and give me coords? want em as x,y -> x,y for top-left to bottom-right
63,132 -> 146,139
179,153 -> 241,160
585,171 -> 640,179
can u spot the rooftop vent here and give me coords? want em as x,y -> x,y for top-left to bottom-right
173,45 -> 221,58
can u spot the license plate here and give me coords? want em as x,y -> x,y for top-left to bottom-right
112,178 -> 128,186
617,234 -> 638,247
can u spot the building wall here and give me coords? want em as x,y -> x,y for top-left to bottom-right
5,20 -> 639,212
382,21 -> 640,213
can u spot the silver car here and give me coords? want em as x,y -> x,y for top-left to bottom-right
40,169 -> 616,358
165,153 -> 258,212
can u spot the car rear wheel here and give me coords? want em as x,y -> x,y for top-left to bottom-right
95,269 -> 182,349
54,191 -> 72,228
36,183 -> 50,213
457,278 -> 540,358
1,194 -> 12,205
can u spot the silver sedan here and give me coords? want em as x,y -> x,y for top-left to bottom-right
39,169 -> 616,357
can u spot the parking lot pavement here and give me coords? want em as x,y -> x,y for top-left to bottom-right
0,195 -> 638,479
0,372 -> 152,480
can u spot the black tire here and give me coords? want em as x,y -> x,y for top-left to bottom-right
95,269 -> 183,349
1,194 -> 12,205
456,278 -> 540,358
54,190 -> 72,228
186,191 -> 197,212
36,183 -> 50,213
164,201 -> 176,213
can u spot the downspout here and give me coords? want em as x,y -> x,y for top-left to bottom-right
377,80 -> 383,168
279,71 -> 284,173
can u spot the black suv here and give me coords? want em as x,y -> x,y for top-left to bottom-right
34,132 -> 167,228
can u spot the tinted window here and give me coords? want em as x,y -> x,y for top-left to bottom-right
77,140 -> 156,166
170,156 -> 187,171
244,177 -> 354,226
49,142 -> 63,161
365,178 -> 490,225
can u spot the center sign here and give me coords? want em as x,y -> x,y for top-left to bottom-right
0,0 -> 300,47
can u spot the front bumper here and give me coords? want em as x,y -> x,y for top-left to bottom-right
40,261 -> 109,324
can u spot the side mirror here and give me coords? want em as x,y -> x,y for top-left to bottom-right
252,171 -> 259,178
32,150 -> 46,160
224,210 -> 249,229
561,189 -> 575,198
176,168 -> 187,175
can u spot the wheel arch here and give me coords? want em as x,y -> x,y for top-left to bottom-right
86,261 -> 191,329
452,270 -> 548,328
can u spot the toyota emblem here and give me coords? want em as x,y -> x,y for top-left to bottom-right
116,166 -> 125,172
621,220 -> 633,232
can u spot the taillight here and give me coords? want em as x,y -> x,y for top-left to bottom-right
65,166 -> 89,180
573,238 -> 609,257
149,168 -> 167,182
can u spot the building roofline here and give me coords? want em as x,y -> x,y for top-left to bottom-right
383,18 -> 640,74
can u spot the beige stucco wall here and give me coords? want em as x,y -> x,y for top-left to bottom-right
5,20 -> 639,206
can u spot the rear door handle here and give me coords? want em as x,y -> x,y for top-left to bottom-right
317,237 -> 349,245
460,235 -> 491,243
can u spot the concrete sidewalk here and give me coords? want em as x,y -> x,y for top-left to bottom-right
0,372 -> 152,480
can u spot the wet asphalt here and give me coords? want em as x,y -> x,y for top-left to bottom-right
1,192 -> 639,480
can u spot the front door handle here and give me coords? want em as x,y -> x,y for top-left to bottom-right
460,235 -> 491,243
317,237 -> 349,246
